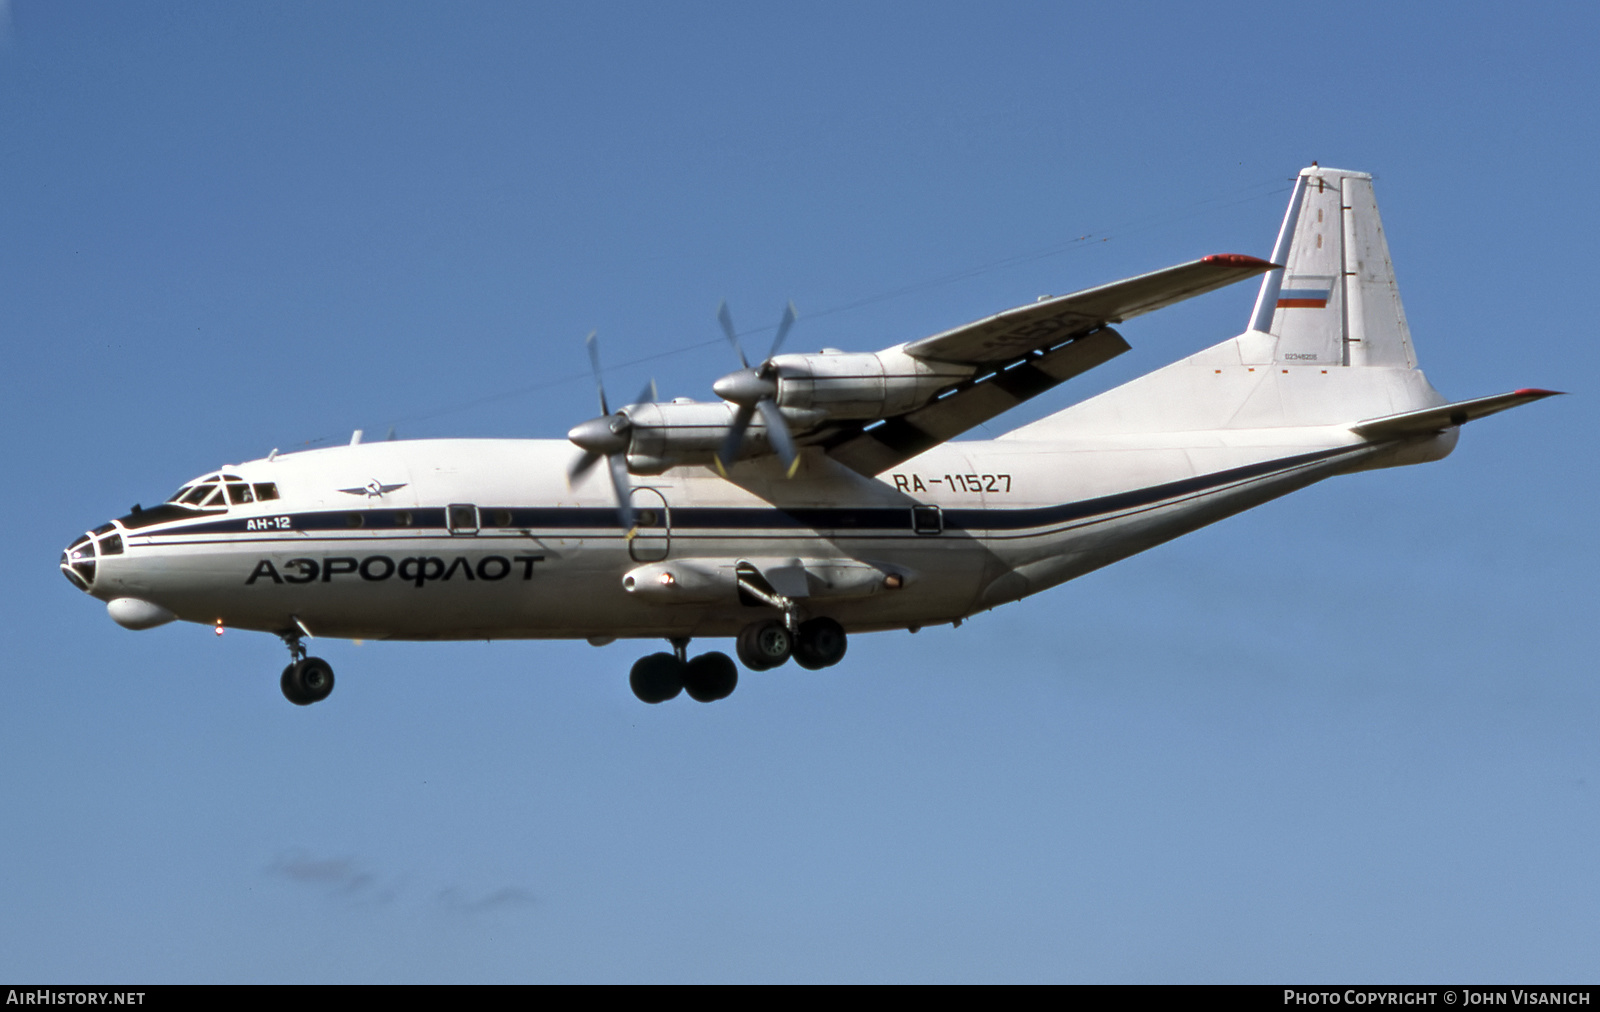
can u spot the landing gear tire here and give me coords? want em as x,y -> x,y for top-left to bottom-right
281,657 -> 335,705
682,652 -> 738,702
736,620 -> 793,671
793,617 -> 848,670
630,652 -> 685,704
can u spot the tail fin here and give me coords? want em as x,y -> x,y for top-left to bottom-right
1003,165 -> 1448,440
1241,166 -> 1418,368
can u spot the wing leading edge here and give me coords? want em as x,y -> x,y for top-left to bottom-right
823,254 -> 1276,474
901,254 -> 1275,365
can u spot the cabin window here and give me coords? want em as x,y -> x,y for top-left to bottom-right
447,504 -> 479,535
911,504 -> 943,536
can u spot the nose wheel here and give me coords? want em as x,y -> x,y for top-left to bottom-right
278,625 -> 335,706
281,657 -> 336,705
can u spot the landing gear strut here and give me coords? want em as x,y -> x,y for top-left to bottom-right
729,565 -> 848,672
278,627 -> 335,706
629,637 -> 738,704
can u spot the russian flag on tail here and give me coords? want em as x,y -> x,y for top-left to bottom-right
1277,275 -> 1334,309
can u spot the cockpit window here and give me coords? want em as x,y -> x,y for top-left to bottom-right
163,473 -> 275,512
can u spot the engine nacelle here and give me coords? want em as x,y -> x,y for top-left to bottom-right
767,346 -> 973,424
622,399 -> 768,473
621,347 -> 975,473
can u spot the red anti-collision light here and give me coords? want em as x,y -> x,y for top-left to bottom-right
1202,253 -> 1279,268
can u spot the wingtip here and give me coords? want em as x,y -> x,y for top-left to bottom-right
1513,388 -> 1566,398
1202,253 -> 1278,270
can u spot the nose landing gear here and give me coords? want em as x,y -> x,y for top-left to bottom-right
278,625 -> 335,706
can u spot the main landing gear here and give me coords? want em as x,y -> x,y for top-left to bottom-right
279,627 -> 335,706
630,637 -> 738,704
736,616 -> 848,671
628,618 -> 849,704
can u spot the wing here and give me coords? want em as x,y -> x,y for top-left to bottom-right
902,254 -> 1275,364
822,254 -> 1276,475
824,327 -> 1131,475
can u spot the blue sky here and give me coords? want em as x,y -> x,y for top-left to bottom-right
2,2 -> 1594,982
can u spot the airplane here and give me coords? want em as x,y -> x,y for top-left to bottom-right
60,165 -> 1559,707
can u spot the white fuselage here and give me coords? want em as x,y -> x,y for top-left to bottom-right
72,424 -> 1449,643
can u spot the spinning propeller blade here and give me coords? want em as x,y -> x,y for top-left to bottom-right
769,301 -> 796,360
717,301 -> 748,369
756,399 -> 799,475
585,330 -> 609,416
567,331 -> 655,527
711,301 -> 799,473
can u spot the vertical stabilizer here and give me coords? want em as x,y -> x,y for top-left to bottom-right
1003,165 -> 1445,442
1243,165 -> 1417,368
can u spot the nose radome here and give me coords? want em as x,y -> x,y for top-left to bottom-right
60,534 -> 96,592
61,522 -> 125,593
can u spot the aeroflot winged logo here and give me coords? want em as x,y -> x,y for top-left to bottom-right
338,480 -> 408,498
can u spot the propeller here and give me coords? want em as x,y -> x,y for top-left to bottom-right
567,331 -> 655,529
712,300 -> 800,476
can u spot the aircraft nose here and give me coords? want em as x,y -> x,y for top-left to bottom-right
61,534 -> 97,591
60,524 -> 121,593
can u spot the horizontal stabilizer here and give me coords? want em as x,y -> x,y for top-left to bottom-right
904,254 -> 1276,364
1351,389 -> 1563,441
